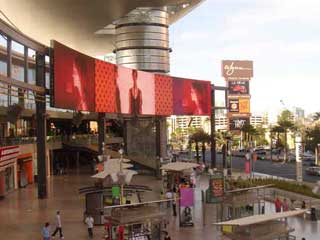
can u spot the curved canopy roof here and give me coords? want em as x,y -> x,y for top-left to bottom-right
0,0 -> 203,56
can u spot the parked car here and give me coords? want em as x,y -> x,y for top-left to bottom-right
306,166 -> 320,176
254,148 -> 267,160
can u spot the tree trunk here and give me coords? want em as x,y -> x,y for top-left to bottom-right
195,142 -> 200,163
202,142 -> 206,164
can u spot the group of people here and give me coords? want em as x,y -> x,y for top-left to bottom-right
274,198 -> 306,213
41,211 -> 94,239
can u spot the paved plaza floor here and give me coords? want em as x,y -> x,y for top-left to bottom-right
0,171 -> 319,239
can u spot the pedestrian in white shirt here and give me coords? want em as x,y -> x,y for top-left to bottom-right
52,211 -> 64,239
85,214 -> 94,238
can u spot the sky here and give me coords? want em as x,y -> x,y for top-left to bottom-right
169,0 -> 320,119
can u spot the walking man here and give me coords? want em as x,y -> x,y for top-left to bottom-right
85,214 -> 94,238
52,211 -> 64,239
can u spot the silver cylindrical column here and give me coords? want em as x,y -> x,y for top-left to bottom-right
114,7 -> 170,73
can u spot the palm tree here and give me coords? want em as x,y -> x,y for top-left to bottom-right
276,110 -> 296,162
189,128 -> 209,163
241,123 -> 256,147
313,112 -> 320,122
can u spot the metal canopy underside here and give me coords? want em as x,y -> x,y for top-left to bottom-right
0,0 -> 204,56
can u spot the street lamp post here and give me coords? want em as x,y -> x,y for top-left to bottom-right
295,133 -> 303,183
118,148 -> 124,203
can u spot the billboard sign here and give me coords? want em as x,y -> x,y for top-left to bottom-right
222,60 -> 253,78
53,41 -> 211,116
229,117 -> 250,130
239,98 -> 250,113
229,99 -> 239,113
53,41 -> 95,111
173,77 -> 211,116
228,81 -> 250,95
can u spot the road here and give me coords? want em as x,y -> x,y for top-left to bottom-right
201,152 -> 320,183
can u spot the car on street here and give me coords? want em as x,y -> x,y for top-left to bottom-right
306,166 -> 320,176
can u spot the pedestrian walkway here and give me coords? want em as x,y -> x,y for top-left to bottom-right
0,172 -> 319,239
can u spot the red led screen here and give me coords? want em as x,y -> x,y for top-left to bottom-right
53,41 -> 211,116
116,66 -> 155,115
173,78 -> 211,116
155,74 -> 173,116
53,41 -> 95,111
95,59 -> 117,113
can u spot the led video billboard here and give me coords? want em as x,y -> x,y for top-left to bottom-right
53,41 -> 212,116
173,78 -> 211,116
53,41 -> 95,111
228,81 -> 250,95
116,66 -> 155,115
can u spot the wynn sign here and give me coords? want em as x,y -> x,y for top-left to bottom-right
222,60 -> 253,78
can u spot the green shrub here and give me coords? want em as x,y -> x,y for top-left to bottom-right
230,178 -> 320,199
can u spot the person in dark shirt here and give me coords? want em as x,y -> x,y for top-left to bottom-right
128,69 -> 142,115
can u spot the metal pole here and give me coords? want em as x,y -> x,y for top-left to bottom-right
211,86 -> 216,168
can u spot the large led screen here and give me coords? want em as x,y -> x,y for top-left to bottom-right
53,41 -> 212,116
228,80 -> 250,95
53,41 -> 95,111
117,66 -> 155,115
173,78 -> 211,116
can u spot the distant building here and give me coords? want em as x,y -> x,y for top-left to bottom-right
293,107 -> 305,121
250,113 -> 269,128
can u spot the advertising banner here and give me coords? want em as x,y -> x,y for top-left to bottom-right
53,41 -> 95,111
239,98 -> 250,113
173,77 -> 211,116
180,188 -> 194,207
53,41 -> 211,116
228,81 -> 250,95
229,99 -> 239,113
222,60 -> 253,78
116,66 -> 155,115
229,117 -> 250,130
95,59 -> 117,113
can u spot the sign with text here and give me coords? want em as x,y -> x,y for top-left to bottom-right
229,117 -> 250,130
222,60 -> 253,78
228,81 -> 250,95
229,99 -> 239,112
239,98 -> 250,113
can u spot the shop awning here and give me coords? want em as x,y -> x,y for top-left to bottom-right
213,210 -> 306,226
160,162 -> 199,172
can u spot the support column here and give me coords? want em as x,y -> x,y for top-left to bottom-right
114,7 -> 171,163
98,113 -> 106,155
36,52 -> 47,199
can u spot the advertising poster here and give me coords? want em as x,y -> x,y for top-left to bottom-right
229,99 -> 239,113
155,74 -> 173,116
53,41 -> 95,111
228,81 -> 250,95
173,77 -> 211,116
180,188 -> 194,207
117,66 -> 155,115
229,117 -> 250,130
95,59 -> 117,113
239,98 -> 250,113
222,60 -> 253,78
211,178 -> 224,197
